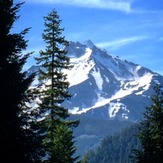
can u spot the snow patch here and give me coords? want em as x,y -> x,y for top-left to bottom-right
108,102 -> 129,119
92,67 -> 103,90
65,48 -> 94,86
71,72 -> 153,115
69,107 -> 80,114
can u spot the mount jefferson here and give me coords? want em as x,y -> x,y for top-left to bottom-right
28,40 -> 163,122
27,40 -> 163,155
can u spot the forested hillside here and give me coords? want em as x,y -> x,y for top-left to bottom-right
84,84 -> 163,163
84,123 -> 141,163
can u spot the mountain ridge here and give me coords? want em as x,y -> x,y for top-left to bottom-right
62,40 -> 163,122
27,40 -> 163,156
28,40 -> 163,122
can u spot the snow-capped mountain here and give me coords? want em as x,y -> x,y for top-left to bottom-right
61,40 -> 163,122
28,40 -> 163,122
27,40 -> 163,156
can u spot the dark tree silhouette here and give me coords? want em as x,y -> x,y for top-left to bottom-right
0,1 -> 44,162
35,9 -> 80,163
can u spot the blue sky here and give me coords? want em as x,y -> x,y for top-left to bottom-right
14,0 -> 163,75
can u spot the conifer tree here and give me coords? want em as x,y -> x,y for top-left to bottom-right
35,9 -> 80,163
0,1 -> 44,162
130,84 -> 163,163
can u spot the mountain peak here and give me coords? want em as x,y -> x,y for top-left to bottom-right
62,40 -> 163,122
29,39 -> 163,122
84,39 -> 95,48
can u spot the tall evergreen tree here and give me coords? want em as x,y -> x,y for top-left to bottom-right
0,1 -> 44,162
130,84 -> 163,163
35,9 -> 80,162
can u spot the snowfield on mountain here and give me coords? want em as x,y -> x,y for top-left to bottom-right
27,40 -> 163,156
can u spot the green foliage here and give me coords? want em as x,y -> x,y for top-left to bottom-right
81,154 -> 89,163
130,84 -> 163,163
72,115 -> 133,156
0,0 -> 43,162
82,123 -> 140,163
46,123 -> 79,163
35,9 -> 80,162
83,84 -> 163,163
